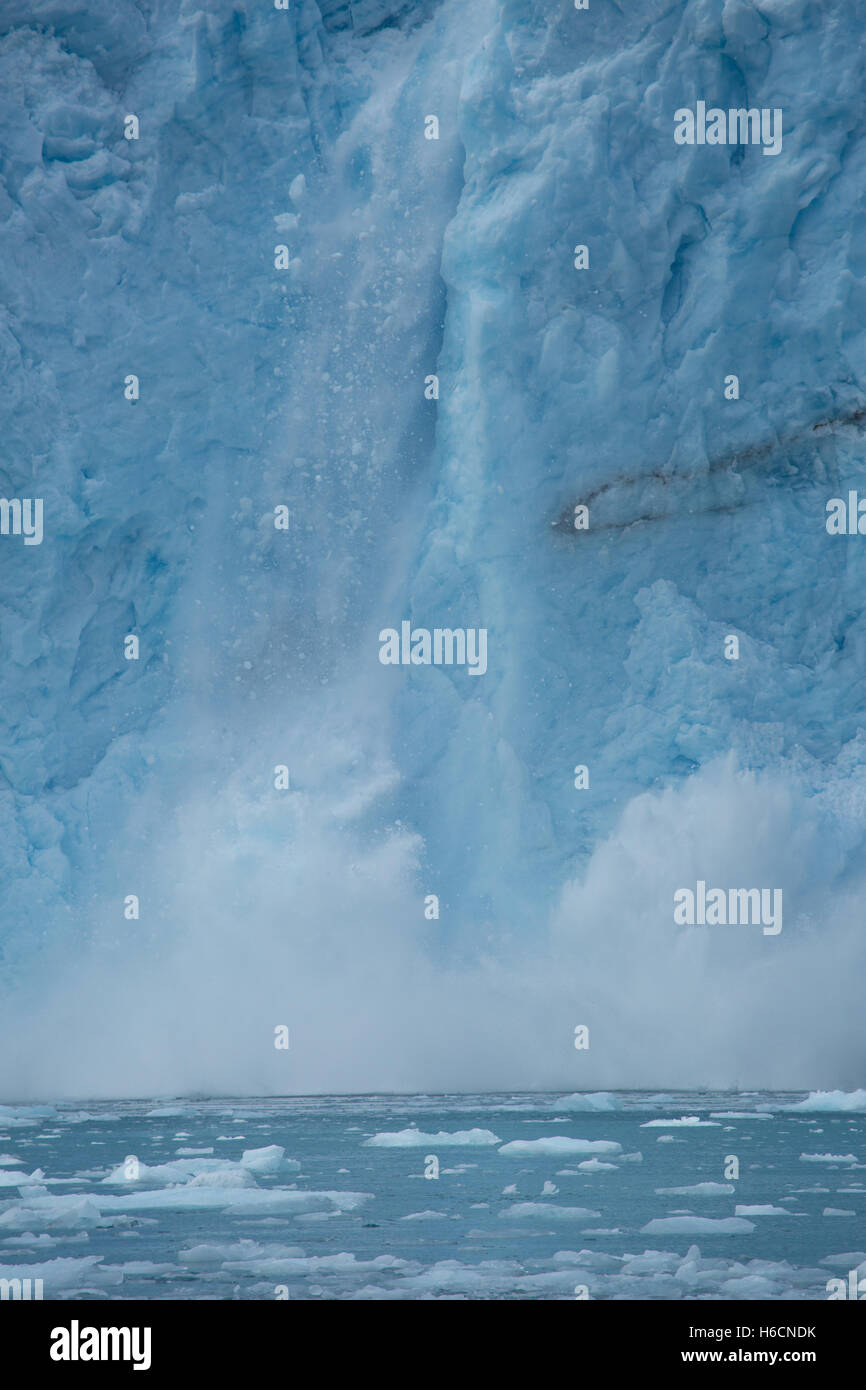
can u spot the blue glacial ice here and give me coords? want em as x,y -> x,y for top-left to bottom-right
0,0 -> 864,1096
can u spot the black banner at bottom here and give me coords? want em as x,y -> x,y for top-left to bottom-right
4,1297 -> 859,1377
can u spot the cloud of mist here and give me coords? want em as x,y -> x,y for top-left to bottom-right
4,734 -> 864,1100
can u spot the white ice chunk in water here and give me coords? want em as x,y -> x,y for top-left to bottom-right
641,1116 -> 720,1128
642,1217 -> 756,1234
734,1204 -> 790,1216
498,1137 -> 621,1157
554,1093 -> 621,1112
656,1183 -> 735,1196
240,1146 -> 301,1175
365,1129 -> 500,1147
786,1090 -> 866,1113
499,1203 -> 601,1222
800,1153 -> 859,1164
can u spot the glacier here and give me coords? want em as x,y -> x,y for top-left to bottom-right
0,0 -> 864,1098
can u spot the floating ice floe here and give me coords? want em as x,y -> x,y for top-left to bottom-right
225,1251 -> 414,1279
0,1255 -> 121,1292
91,1188 -> 371,1217
620,1251 -> 680,1275
1,1174 -> 371,1224
786,1091 -> 866,1114
799,1153 -> 859,1164
138,1235 -> 843,1301
734,1205 -> 790,1216
718,1275 -> 780,1298
103,1158 -> 255,1188
641,1116 -> 721,1128
554,1093 -> 621,1112
0,1196 -> 105,1232
499,1203 -> 601,1222
0,1167 -> 46,1187
102,1146 -> 300,1187
68,1112 -> 122,1125
240,1146 -> 301,1175
187,1169 -> 256,1189
553,1249 -> 622,1270
363,1128 -> 500,1147
2,1232 -> 89,1250
709,1112 -> 773,1120
182,1239 -> 305,1265
641,1217 -> 756,1235
0,1105 -> 57,1128
820,1251 -> 866,1269
498,1137 -> 621,1157
656,1182 -> 735,1196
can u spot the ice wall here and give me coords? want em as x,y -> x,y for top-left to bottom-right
1,0 -> 865,1097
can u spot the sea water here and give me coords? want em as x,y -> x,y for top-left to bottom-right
1,1091 -> 863,1300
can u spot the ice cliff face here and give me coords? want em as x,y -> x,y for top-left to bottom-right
1,0 -> 864,1097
